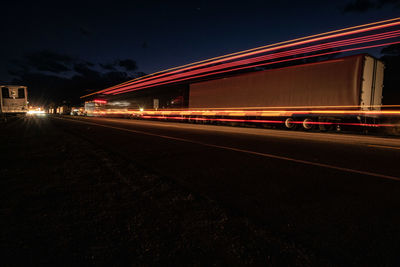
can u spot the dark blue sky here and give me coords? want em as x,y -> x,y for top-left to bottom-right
1,0 -> 399,81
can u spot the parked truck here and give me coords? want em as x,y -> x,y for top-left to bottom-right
189,54 -> 383,110
0,85 -> 28,114
83,54 -> 399,132
184,54 -> 386,130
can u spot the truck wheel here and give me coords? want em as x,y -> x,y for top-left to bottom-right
285,118 -> 296,129
302,118 -> 314,130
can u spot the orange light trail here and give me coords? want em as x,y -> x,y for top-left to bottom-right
129,109 -> 400,116
109,40 -> 400,95
81,17 -> 400,98
138,115 -> 397,128
82,17 -> 400,98
107,29 -> 400,95
88,108 -> 400,117
85,107 -> 400,129
141,115 -> 285,124
105,31 -> 400,94
133,104 -> 400,110
105,30 -> 400,95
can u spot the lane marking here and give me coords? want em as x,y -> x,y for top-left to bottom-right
54,116 -> 400,182
368,144 -> 400,150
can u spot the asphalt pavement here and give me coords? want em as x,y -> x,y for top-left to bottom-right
51,115 -> 400,265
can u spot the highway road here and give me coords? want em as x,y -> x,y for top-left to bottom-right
52,115 -> 400,265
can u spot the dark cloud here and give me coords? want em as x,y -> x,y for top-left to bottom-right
118,59 -> 138,71
377,0 -> 400,8
7,59 -> 31,77
79,26 -> 91,36
99,63 -> 117,71
73,62 -> 100,78
24,50 -> 72,73
343,0 -> 400,12
343,0 -> 375,12
142,42 -> 149,49
85,61 -> 95,67
101,59 -> 139,71
104,71 -> 129,82
7,50 -> 145,105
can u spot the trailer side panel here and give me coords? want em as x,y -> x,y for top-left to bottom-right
189,55 -> 364,109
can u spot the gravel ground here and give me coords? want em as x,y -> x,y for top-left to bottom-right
0,116 -> 314,266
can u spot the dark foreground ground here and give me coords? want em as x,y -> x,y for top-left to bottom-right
1,116 -> 310,266
1,115 -> 400,266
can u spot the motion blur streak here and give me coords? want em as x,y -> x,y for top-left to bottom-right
141,116 -> 285,124
97,18 -> 400,96
137,104 -> 400,110
81,17 -> 400,98
109,40 -> 400,95
105,30 -> 400,94
92,109 -> 400,116
106,31 -> 400,95
138,115 -> 397,127
132,109 -> 400,115
368,144 -> 400,150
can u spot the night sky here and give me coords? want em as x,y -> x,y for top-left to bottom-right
2,0 -> 399,104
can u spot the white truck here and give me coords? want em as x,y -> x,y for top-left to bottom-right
0,85 -> 28,114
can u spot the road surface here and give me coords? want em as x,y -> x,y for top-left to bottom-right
51,115 -> 400,265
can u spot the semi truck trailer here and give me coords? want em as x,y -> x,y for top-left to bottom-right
183,54 -> 386,130
84,54 -> 399,131
0,85 -> 28,114
189,54 -> 383,111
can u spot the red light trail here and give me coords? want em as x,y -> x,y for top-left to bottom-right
105,31 -> 400,94
93,99 -> 107,104
81,17 -> 400,132
139,115 -> 396,128
81,17 -> 400,97
100,17 -> 400,94
107,40 -> 400,95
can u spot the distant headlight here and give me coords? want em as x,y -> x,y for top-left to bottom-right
27,110 -> 46,116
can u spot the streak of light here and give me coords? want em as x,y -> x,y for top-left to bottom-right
105,31 -> 399,95
105,29 -> 400,95
109,40 -> 400,95
88,109 -> 400,127
89,108 -> 400,117
139,115 -> 397,127
81,17 -> 400,98
150,105 -> 400,110
27,110 -> 46,116
368,144 -> 400,150
93,99 -> 107,104
106,20 -> 400,91
141,115 -> 284,124
105,31 -> 400,95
